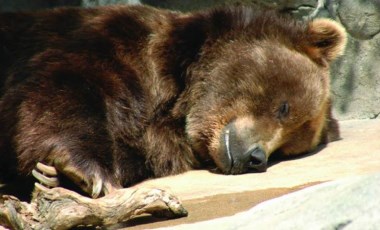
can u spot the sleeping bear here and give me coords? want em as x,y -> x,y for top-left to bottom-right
0,4 -> 346,198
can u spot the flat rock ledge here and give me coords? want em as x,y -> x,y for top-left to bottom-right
161,172 -> 380,230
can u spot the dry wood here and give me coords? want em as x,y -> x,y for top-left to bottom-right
0,184 -> 187,230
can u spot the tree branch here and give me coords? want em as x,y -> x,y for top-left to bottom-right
0,184 -> 187,230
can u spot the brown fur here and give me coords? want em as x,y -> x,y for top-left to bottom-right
0,5 -> 346,197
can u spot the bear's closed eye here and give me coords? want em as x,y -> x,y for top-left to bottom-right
277,101 -> 290,119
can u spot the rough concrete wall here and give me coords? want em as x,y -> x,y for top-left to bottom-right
0,0 -> 379,120
331,0 -> 380,120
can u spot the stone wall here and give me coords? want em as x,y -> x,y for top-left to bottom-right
1,0 -> 379,120
331,0 -> 380,120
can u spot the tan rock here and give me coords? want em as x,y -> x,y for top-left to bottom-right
126,119 -> 380,229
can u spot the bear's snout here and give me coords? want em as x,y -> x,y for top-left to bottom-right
220,122 -> 268,174
246,146 -> 267,172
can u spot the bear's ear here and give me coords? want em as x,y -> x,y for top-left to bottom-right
303,18 -> 347,66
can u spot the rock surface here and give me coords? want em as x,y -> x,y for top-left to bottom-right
331,0 -> 380,120
134,119 -> 380,199
122,119 -> 380,229
337,0 -> 380,40
159,173 -> 380,230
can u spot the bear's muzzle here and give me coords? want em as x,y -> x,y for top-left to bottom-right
220,122 -> 268,174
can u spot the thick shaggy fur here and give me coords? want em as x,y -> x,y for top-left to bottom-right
0,5 -> 346,197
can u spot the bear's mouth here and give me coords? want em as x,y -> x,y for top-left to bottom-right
224,129 -> 234,173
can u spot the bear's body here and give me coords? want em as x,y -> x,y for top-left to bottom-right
0,5 -> 346,198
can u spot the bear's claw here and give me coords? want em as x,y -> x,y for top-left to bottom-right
36,162 -> 58,176
91,173 -> 103,198
32,162 -> 59,188
90,174 -> 119,198
32,161 -> 119,198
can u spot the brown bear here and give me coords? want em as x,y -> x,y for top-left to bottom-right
0,4 -> 346,198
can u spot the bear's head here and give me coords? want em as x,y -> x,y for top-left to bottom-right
172,7 -> 347,174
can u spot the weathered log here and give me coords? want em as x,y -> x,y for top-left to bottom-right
0,184 -> 187,230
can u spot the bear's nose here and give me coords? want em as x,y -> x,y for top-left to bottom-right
247,146 -> 267,172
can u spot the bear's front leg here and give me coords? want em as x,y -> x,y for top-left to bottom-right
143,119 -> 200,177
53,154 -> 120,198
